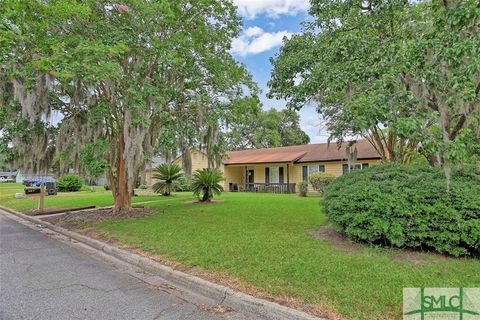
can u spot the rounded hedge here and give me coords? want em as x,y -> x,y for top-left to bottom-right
309,171 -> 335,193
323,164 -> 480,257
57,175 -> 83,192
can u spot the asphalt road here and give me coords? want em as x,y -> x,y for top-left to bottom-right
0,215 -> 266,320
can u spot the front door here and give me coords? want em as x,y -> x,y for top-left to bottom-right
247,170 -> 254,190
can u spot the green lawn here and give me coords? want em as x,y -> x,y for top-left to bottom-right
0,183 -> 171,212
94,193 -> 479,320
1,183 -> 478,319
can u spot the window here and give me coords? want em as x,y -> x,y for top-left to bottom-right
267,166 -> 284,184
303,165 -> 326,181
270,166 -> 279,183
350,163 -> 362,171
308,165 -> 319,175
343,163 -> 369,174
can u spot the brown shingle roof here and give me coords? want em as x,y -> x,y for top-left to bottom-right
224,140 -> 380,165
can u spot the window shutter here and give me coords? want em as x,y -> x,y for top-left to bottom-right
319,165 -> 325,172
265,167 -> 270,184
362,163 -> 369,169
342,164 -> 349,174
302,166 -> 308,181
279,167 -> 284,184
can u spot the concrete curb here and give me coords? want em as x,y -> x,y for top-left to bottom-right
0,205 -> 322,320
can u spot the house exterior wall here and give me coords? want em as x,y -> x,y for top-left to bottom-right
223,165 -> 243,191
223,158 -> 381,192
145,171 -> 154,186
173,149 -> 210,173
291,159 -> 381,178
145,150 -> 211,186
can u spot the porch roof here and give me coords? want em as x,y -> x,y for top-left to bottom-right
223,150 -> 307,165
224,140 -> 380,165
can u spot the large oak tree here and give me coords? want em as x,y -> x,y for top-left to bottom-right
1,0 -> 256,210
269,0 -> 480,178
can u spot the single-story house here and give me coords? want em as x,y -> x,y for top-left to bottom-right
172,140 -> 381,193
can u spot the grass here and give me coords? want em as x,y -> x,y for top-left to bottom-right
1,183 -> 478,319
93,193 -> 479,320
0,183 -> 172,212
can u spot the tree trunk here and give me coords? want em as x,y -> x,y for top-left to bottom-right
438,102 -> 452,192
141,167 -> 146,185
111,133 -> 132,211
202,189 -> 210,202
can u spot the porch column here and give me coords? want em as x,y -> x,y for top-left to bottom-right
287,163 -> 290,184
244,165 -> 247,190
287,163 -> 290,193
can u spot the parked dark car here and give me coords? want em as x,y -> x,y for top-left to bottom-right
24,178 -> 58,195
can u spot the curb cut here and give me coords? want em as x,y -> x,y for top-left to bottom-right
0,206 -> 323,320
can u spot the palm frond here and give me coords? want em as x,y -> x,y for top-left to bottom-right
152,163 -> 183,196
191,168 -> 224,201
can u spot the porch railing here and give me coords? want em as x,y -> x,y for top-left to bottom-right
245,183 -> 296,194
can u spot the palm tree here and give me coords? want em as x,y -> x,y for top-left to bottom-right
191,168 -> 224,202
152,163 -> 183,196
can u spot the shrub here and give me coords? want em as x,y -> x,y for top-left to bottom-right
152,163 -> 183,196
57,175 -> 83,192
138,184 -> 148,190
298,181 -> 308,197
176,176 -> 192,192
191,168 -> 224,202
80,185 -> 91,191
309,172 -> 335,193
323,164 -> 480,257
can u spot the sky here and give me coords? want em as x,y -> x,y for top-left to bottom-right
231,0 -> 328,143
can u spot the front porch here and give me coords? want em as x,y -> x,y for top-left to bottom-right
224,163 -> 298,194
228,182 -> 296,194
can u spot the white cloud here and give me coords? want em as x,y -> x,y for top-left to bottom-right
233,0 -> 310,19
244,26 -> 263,37
298,107 -> 329,143
231,27 -> 293,56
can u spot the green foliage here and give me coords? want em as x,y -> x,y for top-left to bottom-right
2,0 -> 258,209
298,181 -> 308,197
324,164 -> 480,256
57,175 -> 83,192
309,172 -> 335,194
79,140 -> 108,184
152,163 -> 183,196
176,176 -> 192,192
225,108 -> 310,150
269,0 -> 480,166
138,184 -> 148,190
80,185 -> 92,192
191,168 -> 224,202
